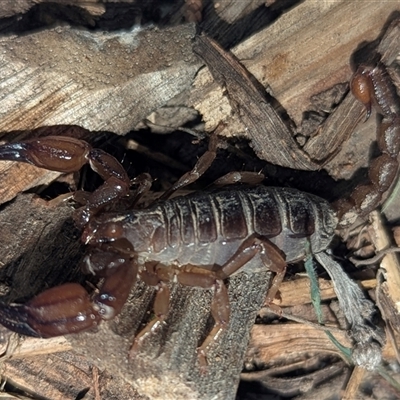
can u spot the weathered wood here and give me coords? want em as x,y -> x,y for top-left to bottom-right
193,34 -> 318,170
271,277 -> 376,308
246,323 -> 397,369
189,1 -> 399,176
1,1 -> 400,399
0,23 -> 198,134
0,0 -> 106,19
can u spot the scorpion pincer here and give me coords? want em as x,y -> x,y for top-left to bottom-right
0,59 -> 396,370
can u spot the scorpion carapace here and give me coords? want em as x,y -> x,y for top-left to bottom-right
0,54 -> 396,370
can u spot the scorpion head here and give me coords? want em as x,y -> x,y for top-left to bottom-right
82,213 -> 128,246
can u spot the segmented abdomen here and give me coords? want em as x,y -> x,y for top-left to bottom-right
134,186 -> 337,268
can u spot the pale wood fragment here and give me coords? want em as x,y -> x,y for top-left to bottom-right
247,323 -> 397,368
271,277 -> 376,308
343,366 -> 367,400
0,24 -> 198,134
211,0 -> 267,24
370,211 -> 400,317
0,0 -> 106,19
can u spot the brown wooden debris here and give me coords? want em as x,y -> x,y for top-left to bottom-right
0,0 -> 106,19
270,276 -> 376,308
241,356 -> 347,398
343,366 -> 367,400
193,33 -> 318,170
1,1 -> 400,399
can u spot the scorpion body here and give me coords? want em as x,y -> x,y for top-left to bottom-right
90,186 -> 336,270
0,45 -> 396,371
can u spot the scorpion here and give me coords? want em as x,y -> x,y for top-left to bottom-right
0,60 -> 397,371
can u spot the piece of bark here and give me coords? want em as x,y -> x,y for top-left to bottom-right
246,323 -> 397,369
2,349 -> 144,399
206,0 -> 267,24
189,1 -> 399,176
0,23 -> 198,134
193,34 -> 318,170
343,367 -> 367,400
241,357 -> 347,398
0,0 -> 106,19
370,211 -> 400,319
270,277 -> 376,308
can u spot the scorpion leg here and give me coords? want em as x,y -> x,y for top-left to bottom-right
159,134 -> 219,201
129,263 -> 170,359
0,251 -> 137,338
127,261 -> 230,370
129,172 -> 153,207
216,235 -> 287,306
69,146 -> 131,227
0,136 -> 131,227
128,235 -> 286,369
211,171 -> 265,187
171,265 -> 230,371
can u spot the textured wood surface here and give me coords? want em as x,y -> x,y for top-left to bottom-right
1,1 -> 400,399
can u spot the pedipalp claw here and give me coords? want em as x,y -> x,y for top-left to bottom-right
0,136 -> 90,173
0,283 -> 101,338
0,302 -> 42,337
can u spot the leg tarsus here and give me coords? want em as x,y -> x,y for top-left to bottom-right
211,171 -> 264,187
159,134 -> 219,201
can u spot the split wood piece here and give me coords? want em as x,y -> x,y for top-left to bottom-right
241,357 -> 347,398
2,350 -> 143,399
371,211 -> 400,315
193,33 -> 317,170
246,324 -> 397,368
270,276 -> 376,308
342,366 -> 367,400
369,211 -> 400,350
